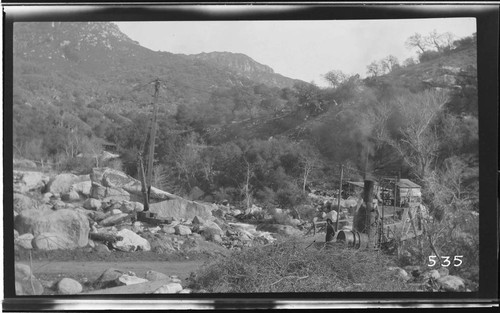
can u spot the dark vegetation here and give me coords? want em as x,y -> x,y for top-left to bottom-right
12,23 -> 479,287
187,237 -> 418,292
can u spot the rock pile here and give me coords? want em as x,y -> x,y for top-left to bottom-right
387,265 -> 469,292
13,167 -> 297,256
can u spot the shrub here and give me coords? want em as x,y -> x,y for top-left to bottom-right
418,50 -> 442,63
188,237 -> 417,292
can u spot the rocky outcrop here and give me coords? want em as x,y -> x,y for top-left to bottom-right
149,198 -> 216,221
14,171 -> 48,193
14,208 -> 90,248
91,167 -> 179,201
45,173 -> 88,194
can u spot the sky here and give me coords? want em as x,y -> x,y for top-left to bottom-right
116,18 -> 476,87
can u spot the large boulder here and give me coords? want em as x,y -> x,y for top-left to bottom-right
57,278 -> 83,295
91,167 -> 179,201
14,208 -> 90,248
93,268 -> 125,289
15,263 -> 44,295
46,173 -> 84,194
15,233 -> 34,250
32,232 -> 77,250
437,275 -> 465,292
14,193 -> 41,213
149,198 -> 216,221
113,228 -> 151,252
14,171 -> 48,193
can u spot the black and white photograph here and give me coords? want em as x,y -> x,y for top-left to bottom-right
2,3 -> 498,310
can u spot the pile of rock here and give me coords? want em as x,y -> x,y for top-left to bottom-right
387,265 -> 470,292
14,263 -> 194,295
13,167 -> 297,255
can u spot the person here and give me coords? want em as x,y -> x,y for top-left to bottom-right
325,218 -> 336,243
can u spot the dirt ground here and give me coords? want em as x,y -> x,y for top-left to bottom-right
26,260 -> 206,283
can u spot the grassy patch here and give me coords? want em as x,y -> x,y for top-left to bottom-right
187,236 -> 419,292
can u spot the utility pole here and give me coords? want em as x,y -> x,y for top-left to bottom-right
336,164 -> 343,232
145,78 -> 161,208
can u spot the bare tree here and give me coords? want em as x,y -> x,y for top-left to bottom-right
405,32 -> 429,53
323,70 -> 349,88
366,61 -> 382,77
297,142 -> 321,192
377,89 -> 449,180
381,55 -> 400,73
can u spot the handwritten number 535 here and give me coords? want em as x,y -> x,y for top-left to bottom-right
428,255 -> 463,267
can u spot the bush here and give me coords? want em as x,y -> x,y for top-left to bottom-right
188,237 -> 417,292
418,50 -> 442,63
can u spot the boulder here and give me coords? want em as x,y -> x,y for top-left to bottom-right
423,270 -> 440,280
91,167 -> 179,201
111,209 -> 123,215
113,228 -> 151,252
102,187 -> 130,202
201,220 -> 224,237
32,232 -> 76,250
161,225 -> 176,234
437,275 -> 465,292
116,275 -> 149,286
90,182 -> 107,199
95,243 -> 111,254
14,229 -> 19,239
15,263 -> 44,295
174,225 -> 192,236
230,209 -> 242,216
15,233 -> 34,250
149,198 -> 216,221
72,181 -> 92,197
93,268 -> 125,289
120,201 -> 144,214
178,288 -> 192,294
57,278 -> 83,294
153,283 -> 183,294
15,208 -> 90,247
14,193 -> 41,213
99,213 -> 130,227
192,216 -> 206,225
83,198 -> 102,211
45,173 -> 81,194
93,211 -> 108,222
145,270 -> 170,281
61,190 -> 80,202
14,171 -> 47,193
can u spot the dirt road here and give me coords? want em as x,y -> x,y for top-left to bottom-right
26,260 -> 206,282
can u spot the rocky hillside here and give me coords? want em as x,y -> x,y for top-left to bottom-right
189,52 -> 300,89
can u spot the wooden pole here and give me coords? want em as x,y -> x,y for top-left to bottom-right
336,164 -> 343,232
146,79 -> 161,203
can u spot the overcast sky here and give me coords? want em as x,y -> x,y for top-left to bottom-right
115,18 -> 476,87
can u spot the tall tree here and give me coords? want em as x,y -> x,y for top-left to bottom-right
405,33 -> 429,53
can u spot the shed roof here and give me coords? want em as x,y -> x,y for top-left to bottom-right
396,179 -> 421,189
